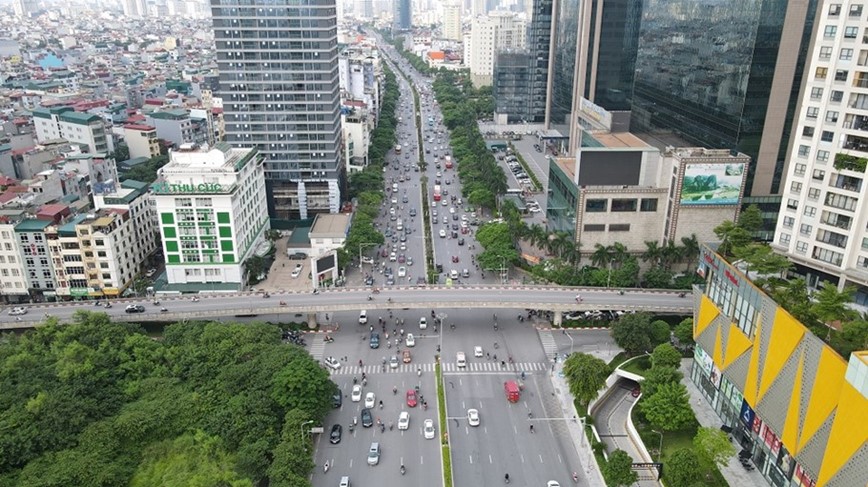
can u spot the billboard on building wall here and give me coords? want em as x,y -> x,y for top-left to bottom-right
680,163 -> 745,205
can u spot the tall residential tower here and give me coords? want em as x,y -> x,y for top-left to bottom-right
210,0 -> 344,220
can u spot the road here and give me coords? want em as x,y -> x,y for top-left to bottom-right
594,381 -> 660,486
3,286 -> 692,328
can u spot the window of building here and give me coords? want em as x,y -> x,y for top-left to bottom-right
808,188 -> 822,200
821,130 -> 835,142
609,224 -> 630,231
850,4 -> 863,17
825,25 -> 838,37
783,216 -> 795,228
820,46 -> 833,59
811,87 -> 824,99
640,198 -> 658,212
794,163 -> 807,175
857,255 -> 868,268
813,169 -> 826,181
583,224 -> 605,232
787,198 -> 799,210
831,90 -> 845,102
816,67 -> 829,79
800,223 -> 813,235
826,111 -> 839,123
841,48 -> 855,60
790,181 -> 803,193
807,107 -> 819,119
817,150 -> 830,162
804,205 -> 817,217
610,199 -> 637,212
835,69 -> 850,81
796,241 -> 809,253
813,246 -> 844,265
803,126 -> 815,137
845,26 -> 860,38
830,4 -> 842,15
585,199 -> 607,212
798,145 -> 810,157
176,198 -> 192,207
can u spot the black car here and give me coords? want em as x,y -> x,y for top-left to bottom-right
332,391 -> 342,408
361,408 -> 374,427
370,333 -> 380,349
409,208 -> 417,217
125,305 -> 145,313
330,424 -> 342,444
365,276 -> 375,286
458,238 -> 465,246
436,263 -> 443,273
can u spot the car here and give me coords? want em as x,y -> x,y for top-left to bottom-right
145,268 -> 156,277
407,257 -> 414,266
409,208 -> 417,217
365,392 -> 376,408
365,276 -> 375,286
449,207 -> 456,214
289,252 -> 307,259
452,213 -> 458,221
423,419 -> 436,439
419,317 -> 427,329
340,476 -> 350,487
441,216 -> 448,224
389,252 -> 397,262
406,389 -> 418,407
333,390 -> 343,408
458,238 -> 465,246
442,200 -> 448,206
439,229 -> 446,238
352,384 -> 363,402
8,306 -> 27,316
390,207 -> 396,216
398,411 -> 410,430
450,269 -> 459,279
367,442 -> 381,465
546,482 -> 561,487
432,209 -> 438,217
390,356 -> 399,369
451,255 -> 459,263
462,268 -> 470,278
361,408 -> 374,427
403,349 -> 412,363
529,206 -> 542,213
467,409 -> 480,426
452,223 -> 459,231
386,275 -> 395,286
398,254 -> 406,263
474,345 -> 483,357
398,266 -> 407,277
291,264 -> 303,278
359,310 -> 368,324
125,304 -> 145,313
330,424 -> 343,444
406,333 -> 416,347
324,356 -> 341,370
370,333 -> 380,349
564,311 -> 584,321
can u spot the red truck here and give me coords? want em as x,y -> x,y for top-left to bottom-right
504,380 -> 520,403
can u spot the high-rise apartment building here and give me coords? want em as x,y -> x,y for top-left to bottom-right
443,3 -> 463,41
468,12 -> 527,87
526,0 -> 553,123
394,0 -> 412,30
631,0 -> 820,200
545,0 -> 641,155
773,0 -> 868,304
210,0 -> 343,221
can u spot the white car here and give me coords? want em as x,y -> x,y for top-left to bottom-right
291,264 -> 303,278
406,333 -> 416,347
547,482 -> 561,487
439,229 -> 446,238
450,269 -> 459,279
7,307 -> 27,316
564,311 -> 584,321
423,419 -> 436,439
419,317 -> 427,330
398,266 -> 407,277
474,346 -> 483,357
441,200 -> 448,206
365,392 -> 376,409
398,411 -> 410,430
351,385 -> 363,402
449,207 -> 456,214
390,356 -> 399,369
324,356 -> 341,370
467,409 -> 480,426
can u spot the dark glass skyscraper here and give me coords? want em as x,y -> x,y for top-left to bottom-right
395,0 -> 412,30
630,0 -> 819,197
211,0 -> 344,220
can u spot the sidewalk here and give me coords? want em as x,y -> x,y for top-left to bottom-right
550,363 -> 608,487
679,359 -> 767,486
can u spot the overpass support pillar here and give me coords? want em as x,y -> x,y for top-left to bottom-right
307,313 -> 318,330
553,310 -> 563,327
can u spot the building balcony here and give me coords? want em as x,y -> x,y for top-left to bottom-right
842,114 -> 868,132
834,152 -> 868,172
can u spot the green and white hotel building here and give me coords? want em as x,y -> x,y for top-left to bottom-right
152,143 -> 270,290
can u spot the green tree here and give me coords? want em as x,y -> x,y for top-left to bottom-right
603,449 -> 638,487
649,320 -> 671,347
713,220 -> 752,257
693,427 -> 735,469
642,365 -> 683,396
831,320 -> 868,358
563,353 -> 611,406
651,343 -> 682,369
680,234 -> 700,273
673,318 -> 695,348
130,430 -> 253,487
243,255 -> 266,285
131,277 -> 150,296
732,243 -> 792,277
640,382 -> 696,431
590,243 -> 613,268
122,155 -> 170,183
643,267 -> 674,289
641,240 -> 663,266
611,312 -> 653,355
665,448 -> 704,487
736,204 -> 763,233
112,144 -> 130,162
810,282 -> 857,329
270,358 -> 334,420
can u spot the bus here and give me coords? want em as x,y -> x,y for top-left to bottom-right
433,185 -> 442,201
395,145 -> 402,154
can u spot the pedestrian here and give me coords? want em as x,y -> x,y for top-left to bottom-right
530,424 -> 534,433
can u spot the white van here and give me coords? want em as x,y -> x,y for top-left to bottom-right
396,219 -> 403,231
456,352 -> 466,368
359,310 -> 368,324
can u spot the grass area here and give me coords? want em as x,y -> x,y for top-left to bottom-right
619,355 -> 651,377
608,352 -> 629,369
435,360 -> 453,487
507,142 -> 542,192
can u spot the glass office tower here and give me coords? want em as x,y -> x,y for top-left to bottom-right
630,0 -> 819,198
211,0 -> 344,220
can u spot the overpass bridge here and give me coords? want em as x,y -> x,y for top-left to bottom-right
2,285 -> 693,330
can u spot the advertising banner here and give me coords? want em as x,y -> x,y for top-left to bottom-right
680,163 -> 745,205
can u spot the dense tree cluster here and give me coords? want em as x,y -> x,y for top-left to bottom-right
0,313 -> 335,487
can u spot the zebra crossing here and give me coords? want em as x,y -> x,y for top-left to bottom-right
538,329 -> 558,360
329,361 -> 549,376
308,335 -> 326,362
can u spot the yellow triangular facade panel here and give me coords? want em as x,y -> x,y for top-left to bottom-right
722,323 -> 753,370
781,351 -> 804,451
817,382 -> 868,486
712,325 -> 724,368
799,347 -> 847,453
758,309 -> 805,402
695,295 -> 720,338
743,316 -> 762,407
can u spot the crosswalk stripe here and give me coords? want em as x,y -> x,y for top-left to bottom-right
308,335 -> 326,362
538,329 -> 557,360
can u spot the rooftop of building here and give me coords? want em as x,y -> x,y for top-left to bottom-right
124,123 -> 156,131
58,110 -> 102,125
584,131 -> 652,149
148,109 -> 189,120
309,213 -> 351,238
161,143 -> 258,173
14,218 -> 52,232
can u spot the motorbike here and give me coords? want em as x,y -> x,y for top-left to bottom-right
367,296 -> 374,301
678,292 -> 686,298
400,465 -> 406,475
104,303 -> 112,309
160,307 -> 168,312
153,300 -> 160,305
323,462 -> 329,473
324,335 -> 334,343
279,301 -> 287,306
263,293 -> 270,298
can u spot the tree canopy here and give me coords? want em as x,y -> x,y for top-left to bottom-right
563,352 -> 610,406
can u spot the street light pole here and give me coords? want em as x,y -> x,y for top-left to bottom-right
652,429 -> 663,461
359,242 -> 378,270
301,420 -> 314,444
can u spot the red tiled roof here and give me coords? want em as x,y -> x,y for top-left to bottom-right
429,51 -> 446,60
37,204 -> 68,217
124,123 -> 156,131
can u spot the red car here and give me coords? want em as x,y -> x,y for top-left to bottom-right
451,255 -> 459,263
406,389 -> 418,408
